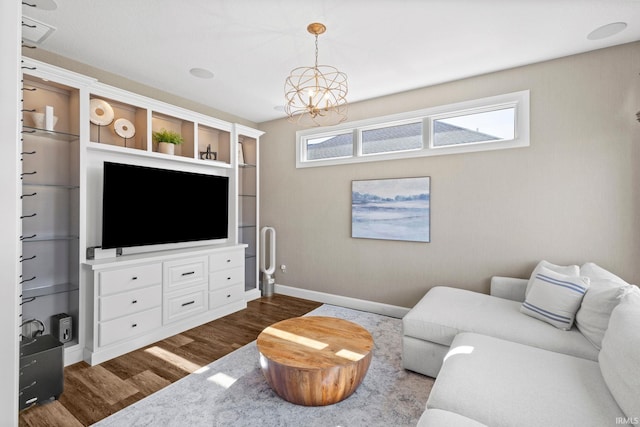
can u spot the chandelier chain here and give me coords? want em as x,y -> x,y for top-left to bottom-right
314,34 -> 319,69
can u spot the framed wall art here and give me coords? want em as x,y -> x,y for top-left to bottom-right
352,176 -> 430,242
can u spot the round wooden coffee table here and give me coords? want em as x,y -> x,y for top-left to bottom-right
256,316 -> 374,406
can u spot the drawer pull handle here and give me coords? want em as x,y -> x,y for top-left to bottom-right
131,300 -> 138,304
226,294 -> 231,298
20,381 -> 36,393
132,323 -> 137,328
131,276 -> 138,280
182,271 -> 195,276
227,277 -> 231,280
181,300 -> 195,307
25,397 -> 38,406
22,359 -> 37,369
226,259 -> 231,263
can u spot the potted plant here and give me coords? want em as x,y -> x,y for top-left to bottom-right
152,128 -> 183,155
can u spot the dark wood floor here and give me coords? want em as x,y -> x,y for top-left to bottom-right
18,294 -> 323,427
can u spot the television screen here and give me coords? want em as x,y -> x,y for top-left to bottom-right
101,162 -> 229,249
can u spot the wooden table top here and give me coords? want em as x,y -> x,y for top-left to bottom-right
256,316 -> 374,370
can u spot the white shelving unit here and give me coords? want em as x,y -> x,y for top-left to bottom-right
236,125 -> 264,300
20,62 -> 94,366
18,58 -> 264,368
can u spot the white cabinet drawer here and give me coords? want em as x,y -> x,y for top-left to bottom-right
164,288 -> 207,324
209,250 -> 244,271
164,256 -> 207,293
99,263 -> 162,296
209,267 -> 244,291
99,307 -> 161,347
209,283 -> 244,309
99,285 -> 161,322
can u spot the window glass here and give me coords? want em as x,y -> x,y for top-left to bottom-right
432,107 -> 515,147
305,132 -> 353,160
296,90 -> 529,168
361,122 -> 422,155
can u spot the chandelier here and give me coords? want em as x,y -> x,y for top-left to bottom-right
284,23 -> 348,127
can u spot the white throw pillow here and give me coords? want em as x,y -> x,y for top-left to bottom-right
576,262 -> 632,349
521,266 -> 590,330
575,279 -> 632,349
599,286 -> 640,420
580,262 -> 628,285
526,260 -> 580,297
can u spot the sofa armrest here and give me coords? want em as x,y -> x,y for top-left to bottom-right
490,276 -> 528,302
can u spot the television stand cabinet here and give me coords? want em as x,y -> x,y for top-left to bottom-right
83,244 -> 246,365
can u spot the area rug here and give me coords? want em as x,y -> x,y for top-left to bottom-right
94,304 -> 433,426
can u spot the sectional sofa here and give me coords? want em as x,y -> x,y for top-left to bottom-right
402,261 -> 640,427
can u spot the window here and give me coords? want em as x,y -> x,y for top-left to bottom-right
296,90 -> 529,168
361,121 -> 422,155
432,107 -> 515,148
304,132 -> 353,161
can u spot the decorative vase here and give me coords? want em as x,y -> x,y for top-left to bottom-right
158,142 -> 175,155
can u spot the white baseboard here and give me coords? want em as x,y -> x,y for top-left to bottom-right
244,288 -> 261,302
274,284 -> 410,318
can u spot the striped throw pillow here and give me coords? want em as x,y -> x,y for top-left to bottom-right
520,266 -> 590,330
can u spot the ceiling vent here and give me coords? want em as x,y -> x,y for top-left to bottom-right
22,15 -> 56,44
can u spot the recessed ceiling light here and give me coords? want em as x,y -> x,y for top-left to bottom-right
189,68 -> 214,79
587,22 -> 627,40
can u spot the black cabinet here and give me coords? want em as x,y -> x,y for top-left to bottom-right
19,334 -> 63,410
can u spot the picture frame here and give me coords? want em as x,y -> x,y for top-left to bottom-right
352,176 -> 430,242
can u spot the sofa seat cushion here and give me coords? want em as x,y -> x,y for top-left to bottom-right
427,332 -> 624,427
403,286 -> 599,360
417,409 -> 487,427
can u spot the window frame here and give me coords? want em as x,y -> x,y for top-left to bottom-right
296,90 -> 529,168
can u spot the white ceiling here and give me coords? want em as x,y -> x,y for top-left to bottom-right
23,0 -> 640,124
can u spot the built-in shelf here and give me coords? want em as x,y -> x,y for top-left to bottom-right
22,282 -> 79,300
22,183 -> 80,190
87,141 -> 233,169
21,235 -> 79,242
22,126 -> 79,142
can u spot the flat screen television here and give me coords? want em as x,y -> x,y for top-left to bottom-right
101,161 -> 229,249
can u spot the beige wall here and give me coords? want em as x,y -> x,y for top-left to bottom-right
258,42 -> 640,308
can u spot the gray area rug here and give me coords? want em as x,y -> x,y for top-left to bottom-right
94,304 -> 433,426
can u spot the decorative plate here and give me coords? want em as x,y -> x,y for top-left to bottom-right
114,118 -> 136,139
89,98 -> 115,126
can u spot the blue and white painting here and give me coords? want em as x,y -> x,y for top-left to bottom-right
352,177 -> 430,242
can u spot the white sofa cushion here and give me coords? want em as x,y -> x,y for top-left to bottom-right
520,266 -> 589,330
576,262 -> 633,349
403,286 -> 599,361
525,260 -> 579,296
490,276 -> 528,302
599,286 -> 640,419
580,262 -> 628,283
427,332 -> 625,427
